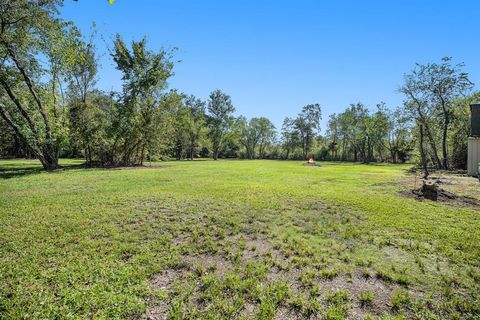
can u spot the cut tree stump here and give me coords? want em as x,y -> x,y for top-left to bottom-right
413,180 -> 457,201
420,180 -> 440,201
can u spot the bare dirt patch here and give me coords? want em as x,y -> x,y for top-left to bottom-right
322,274 -> 399,318
142,270 -> 185,320
398,173 -> 480,210
400,188 -> 480,210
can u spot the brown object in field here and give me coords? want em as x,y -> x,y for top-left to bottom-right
419,180 -> 440,200
413,180 -> 457,201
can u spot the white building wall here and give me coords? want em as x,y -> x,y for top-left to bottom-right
467,137 -> 480,176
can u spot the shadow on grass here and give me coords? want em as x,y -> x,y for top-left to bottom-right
0,163 -> 85,180
0,166 -> 44,179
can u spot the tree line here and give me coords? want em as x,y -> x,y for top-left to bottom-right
0,1 -> 478,172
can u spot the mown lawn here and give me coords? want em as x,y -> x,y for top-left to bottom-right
0,159 -> 479,319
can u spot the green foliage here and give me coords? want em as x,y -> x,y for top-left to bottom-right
400,57 -> 474,172
236,116 -> 276,159
0,2 -> 476,169
68,90 -> 113,161
91,35 -> 176,165
207,89 -> 235,160
171,94 -> 207,160
279,104 -> 322,160
293,103 -> 322,159
0,0 -> 85,169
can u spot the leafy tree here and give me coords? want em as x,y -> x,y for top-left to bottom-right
383,106 -> 413,163
171,94 -> 207,160
218,131 -> 241,159
236,116 -> 260,159
427,58 -> 473,169
401,70 -> 441,176
207,90 -> 235,160
106,35 -> 174,165
348,103 -> 371,163
256,117 -> 276,159
325,102 -> 410,164
401,58 -> 473,170
293,104 -> 322,160
0,0 -> 84,169
69,90 -> 114,163
184,95 -> 207,160
326,114 -> 339,160
281,117 -> 298,159
67,30 -> 97,104
67,31 -> 99,161
236,116 -> 276,159
172,96 -> 191,160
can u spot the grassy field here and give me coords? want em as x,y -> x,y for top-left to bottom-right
0,159 -> 479,320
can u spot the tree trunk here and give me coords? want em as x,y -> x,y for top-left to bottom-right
441,113 -> 449,170
422,121 -> 442,169
391,149 -> 397,164
39,148 -> 59,171
140,145 -> 145,166
411,98 -> 442,169
419,123 -> 429,179
0,103 -> 59,170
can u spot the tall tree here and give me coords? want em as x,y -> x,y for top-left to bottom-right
69,90 -> 114,164
171,94 -> 207,160
401,58 -> 473,170
172,97 -> 190,160
207,90 -> 235,160
236,116 -> 260,159
281,117 -> 297,159
67,30 -> 99,161
293,104 -> 322,160
425,58 -> 473,169
400,68 -> 442,171
326,114 -> 339,160
184,95 -> 207,160
109,35 -> 174,165
236,116 -> 276,159
382,106 -> 413,163
0,0 -> 83,169
256,117 -> 276,159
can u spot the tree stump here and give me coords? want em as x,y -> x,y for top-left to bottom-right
420,180 -> 440,201
413,179 -> 457,201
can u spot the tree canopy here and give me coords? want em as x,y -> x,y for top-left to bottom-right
0,2 -> 477,171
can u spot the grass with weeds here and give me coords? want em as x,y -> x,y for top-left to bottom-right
0,159 -> 479,319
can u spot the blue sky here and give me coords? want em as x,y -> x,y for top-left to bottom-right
60,0 -> 480,131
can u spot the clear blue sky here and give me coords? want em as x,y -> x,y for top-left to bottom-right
61,0 -> 479,131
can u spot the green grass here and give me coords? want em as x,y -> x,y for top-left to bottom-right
0,159 -> 479,319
